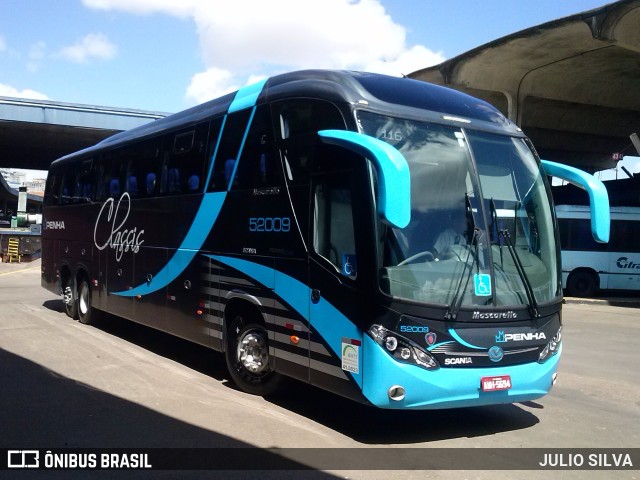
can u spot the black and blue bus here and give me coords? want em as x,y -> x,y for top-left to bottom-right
41,70 -> 609,409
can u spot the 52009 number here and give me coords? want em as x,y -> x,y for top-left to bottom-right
249,217 -> 291,232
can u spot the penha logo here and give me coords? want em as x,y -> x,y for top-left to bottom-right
45,220 -> 65,230
496,330 -> 546,342
93,192 -> 145,262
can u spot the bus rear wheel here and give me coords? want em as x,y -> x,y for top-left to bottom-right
78,279 -> 99,325
63,279 -> 78,319
225,315 -> 283,396
566,270 -> 597,297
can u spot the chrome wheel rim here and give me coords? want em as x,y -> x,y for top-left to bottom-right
237,330 -> 269,374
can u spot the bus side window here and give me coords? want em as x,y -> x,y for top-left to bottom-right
74,159 -> 94,202
208,110 -> 252,192
273,99 -> 346,185
231,105 -> 281,190
97,154 -> 125,201
44,174 -> 58,206
160,121 -> 209,195
611,220 -> 640,252
59,170 -> 77,206
313,174 -> 357,279
560,218 -> 607,251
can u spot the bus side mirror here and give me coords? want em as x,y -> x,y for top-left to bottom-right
541,160 -> 610,243
318,130 -> 411,229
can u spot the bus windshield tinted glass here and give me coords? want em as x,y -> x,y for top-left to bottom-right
357,111 -> 559,309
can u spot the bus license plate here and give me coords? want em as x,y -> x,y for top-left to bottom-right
481,375 -> 512,392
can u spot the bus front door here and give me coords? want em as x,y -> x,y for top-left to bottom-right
308,161 -> 367,400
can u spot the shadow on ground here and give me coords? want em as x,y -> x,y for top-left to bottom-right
42,299 -> 540,446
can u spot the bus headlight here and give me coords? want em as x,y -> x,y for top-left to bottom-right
369,324 -> 439,370
538,326 -> 562,363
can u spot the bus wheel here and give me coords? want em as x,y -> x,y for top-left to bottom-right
63,280 -> 78,319
78,279 -> 98,325
225,316 -> 283,396
566,270 -> 597,297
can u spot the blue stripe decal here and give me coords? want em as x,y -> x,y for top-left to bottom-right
112,80 -> 268,298
208,255 -> 362,387
204,115 -> 227,189
227,106 -> 256,191
447,329 -> 485,350
228,79 -> 267,113
113,192 -> 226,297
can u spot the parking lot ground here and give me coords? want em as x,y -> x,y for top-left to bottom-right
0,260 -> 638,479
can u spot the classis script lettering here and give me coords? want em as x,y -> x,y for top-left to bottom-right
94,192 -> 145,262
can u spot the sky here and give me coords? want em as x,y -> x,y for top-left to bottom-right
0,0 -> 637,179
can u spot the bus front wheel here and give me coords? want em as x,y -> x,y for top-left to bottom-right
566,270 -> 598,297
225,315 -> 283,396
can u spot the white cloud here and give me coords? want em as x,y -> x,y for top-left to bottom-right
363,45 -> 445,77
0,83 -> 48,100
83,0 -> 192,17
58,33 -> 117,63
27,41 -> 47,72
185,68 -> 239,105
82,0 -> 445,105
0,35 -> 6,52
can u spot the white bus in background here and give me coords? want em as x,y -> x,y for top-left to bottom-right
556,205 -> 640,296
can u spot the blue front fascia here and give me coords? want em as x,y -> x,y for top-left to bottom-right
363,335 -> 561,409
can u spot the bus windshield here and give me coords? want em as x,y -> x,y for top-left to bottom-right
357,111 -> 559,309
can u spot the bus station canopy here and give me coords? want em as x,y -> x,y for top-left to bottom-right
411,0 -> 640,173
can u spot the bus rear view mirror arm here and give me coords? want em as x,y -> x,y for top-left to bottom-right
541,160 -> 610,243
318,130 -> 411,229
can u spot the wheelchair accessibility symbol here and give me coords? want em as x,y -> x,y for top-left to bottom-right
342,254 -> 357,277
474,274 -> 491,297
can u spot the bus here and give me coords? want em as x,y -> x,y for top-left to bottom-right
557,205 -> 640,296
41,70 -> 609,409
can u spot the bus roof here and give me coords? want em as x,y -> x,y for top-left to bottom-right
52,70 -> 521,166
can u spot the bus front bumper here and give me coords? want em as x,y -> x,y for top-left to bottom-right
362,335 -> 561,410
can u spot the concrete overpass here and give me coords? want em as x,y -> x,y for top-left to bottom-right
411,0 -> 640,173
0,97 -> 166,218
0,97 -> 166,171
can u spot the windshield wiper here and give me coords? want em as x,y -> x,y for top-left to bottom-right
445,227 -> 482,321
496,226 -> 539,318
490,198 -> 539,317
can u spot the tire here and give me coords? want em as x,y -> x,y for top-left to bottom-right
566,270 -> 598,297
63,279 -> 78,319
78,279 -> 100,325
225,315 -> 283,396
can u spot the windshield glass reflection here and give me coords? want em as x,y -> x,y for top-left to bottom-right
357,111 -> 559,309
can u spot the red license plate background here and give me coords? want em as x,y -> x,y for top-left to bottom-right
481,375 -> 512,392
